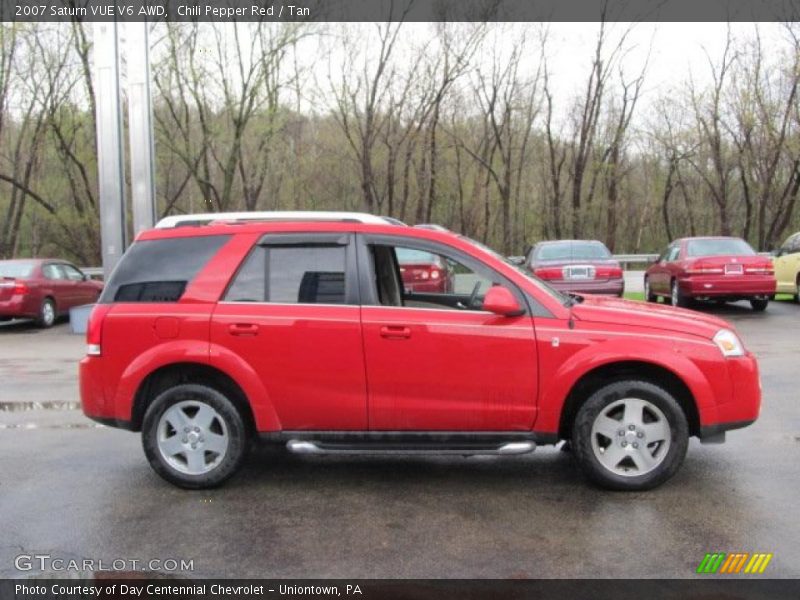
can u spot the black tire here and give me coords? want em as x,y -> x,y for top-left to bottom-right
643,277 -> 657,303
670,279 -> 690,308
142,384 -> 249,489
36,297 -> 56,328
571,380 -> 689,491
750,296 -> 768,312
794,276 -> 800,303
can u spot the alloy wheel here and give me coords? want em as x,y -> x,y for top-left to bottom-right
157,400 -> 229,475
590,397 -> 671,477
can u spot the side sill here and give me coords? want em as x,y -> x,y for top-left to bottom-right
259,430 -> 560,446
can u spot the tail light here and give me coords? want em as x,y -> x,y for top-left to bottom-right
596,266 -> 623,279
685,266 -> 724,275
13,281 -> 28,295
745,265 -> 774,275
86,304 -> 112,356
429,267 -> 441,280
534,268 -> 562,280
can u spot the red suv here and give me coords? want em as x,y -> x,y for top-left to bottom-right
80,213 -> 761,491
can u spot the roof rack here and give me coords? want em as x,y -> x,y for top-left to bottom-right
413,223 -> 449,232
155,211 -> 402,229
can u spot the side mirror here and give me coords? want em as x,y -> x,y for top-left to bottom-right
508,256 -> 525,266
482,285 -> 524,317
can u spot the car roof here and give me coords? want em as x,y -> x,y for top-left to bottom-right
138,218 -> 462,244
535,239 -> 605,245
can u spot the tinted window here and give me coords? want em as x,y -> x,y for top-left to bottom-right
395,248 -> 441,265
225,245 -> 346,305
535,242 -> 611,261
100,235 -> 230,303
42,264 -> 65,280
0,262 -> 36,278
686,239 -> 755,257
666,246 -> 680,262
786,233 -> 800,253
62,264 -> 84,281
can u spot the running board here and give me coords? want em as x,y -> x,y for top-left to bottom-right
286,439 -> 535,456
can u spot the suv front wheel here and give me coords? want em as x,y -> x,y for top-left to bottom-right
571,380 -> 689,491
142,384 -> 249,489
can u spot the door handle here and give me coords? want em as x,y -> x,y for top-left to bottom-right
379,325 -> 411,339
228,323 -> 259,336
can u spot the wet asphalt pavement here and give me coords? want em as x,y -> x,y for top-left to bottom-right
1,301 -> 798,579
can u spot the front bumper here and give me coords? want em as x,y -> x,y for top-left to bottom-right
700,352 -> 761,441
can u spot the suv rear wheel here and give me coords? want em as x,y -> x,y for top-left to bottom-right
571,380 -> 689,491
142,384 -> 249,489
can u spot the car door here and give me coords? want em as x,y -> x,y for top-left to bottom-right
357,234 -> 538,431
650,245 -> 675,294
61,263 -> 95,306
41,263 -> 71,313
774,233 -> 800,293
210,232 -> 368,430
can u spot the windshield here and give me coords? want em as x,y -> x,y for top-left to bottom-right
0,262 -> 36,278
536,241 -> 611,261
459,236 -> 569,305
686,239 -> 755,257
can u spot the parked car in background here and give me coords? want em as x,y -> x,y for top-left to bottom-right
645,237 -> 775,311
772,231 -> 800,302
0,259 -> 103,327
396,247 -> 454,293
81,211 -> 761,492
525,240 -> 624,297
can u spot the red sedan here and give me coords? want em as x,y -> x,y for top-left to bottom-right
644,237 -> 775,311
396,247 -> 454,293
0,259 -> 103,327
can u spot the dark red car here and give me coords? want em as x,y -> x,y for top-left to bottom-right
80,212 -> 760,491
525,240 -> 624,296
396,247 -> 453,293
0,259 -> 103,327
644,237 -> 775,311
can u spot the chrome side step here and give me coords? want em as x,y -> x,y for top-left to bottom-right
286,439 -> 535,456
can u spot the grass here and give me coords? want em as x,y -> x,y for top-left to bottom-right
622,291 -> 796,302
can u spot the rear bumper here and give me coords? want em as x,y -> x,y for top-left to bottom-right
548,278 -> 624,296
0,297 -> 35,318
679,274 -> 776,298
80,356 -> 110,422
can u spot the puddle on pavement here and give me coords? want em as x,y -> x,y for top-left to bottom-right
0,400 -> 81,412
0,422 -> 103,429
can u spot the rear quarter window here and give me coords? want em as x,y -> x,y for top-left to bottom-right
100,235 -> 230,303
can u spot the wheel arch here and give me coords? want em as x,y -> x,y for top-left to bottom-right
558,360 -> 701,440
131,362 -> 255,434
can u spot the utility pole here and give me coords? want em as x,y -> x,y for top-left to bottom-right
125,22 -> 157,236
93,22 -> 127,279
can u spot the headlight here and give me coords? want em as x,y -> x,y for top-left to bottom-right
713,329 -> 745,357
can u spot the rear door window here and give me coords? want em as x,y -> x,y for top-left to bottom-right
224,240 -> 350,305
100,235 -> 230,303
